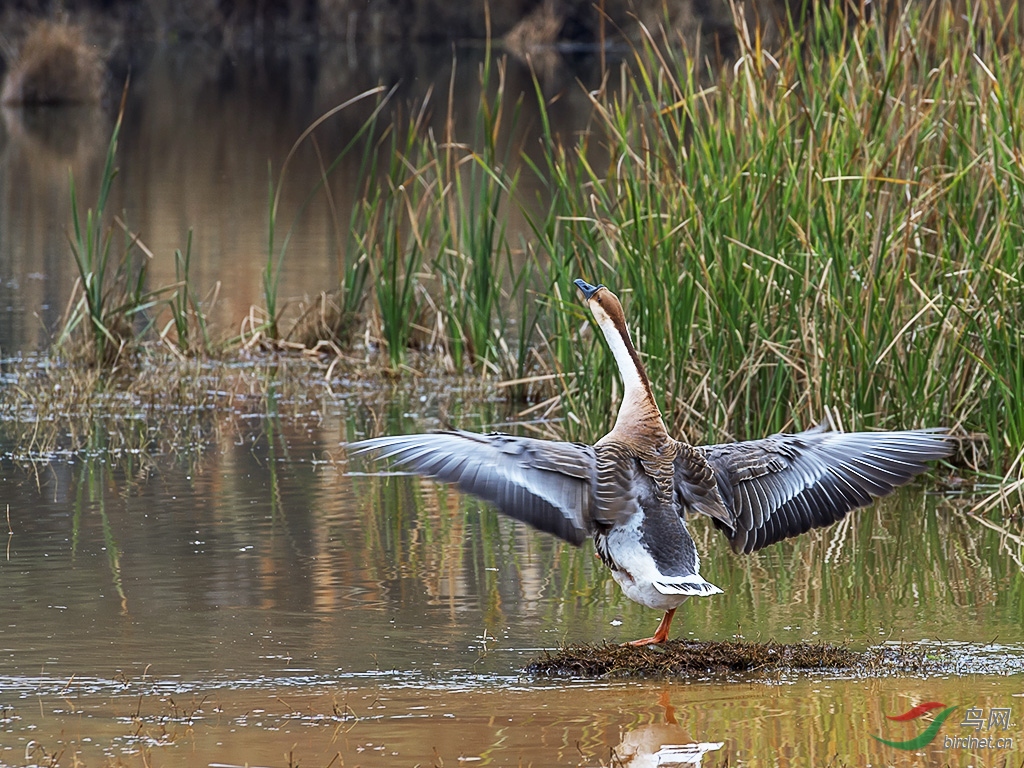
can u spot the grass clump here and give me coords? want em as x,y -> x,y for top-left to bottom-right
289,0 -> 1019,476
59,95 -> 157,369
525,1 -> 1024,463
0,350 -> 348,462
261,85 -> 392,343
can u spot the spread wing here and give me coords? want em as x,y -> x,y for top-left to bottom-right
348,430 -> 598,545
698,426 -> 952,554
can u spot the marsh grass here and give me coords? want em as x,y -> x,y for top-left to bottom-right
0,352 -> 335,463
367,109 -> 435,367
509,0 -> 1024,466
322,0 -> 1023,472
262,85 -> 393,342
164,229 -> 212,355
354,54 -> 531,375
432,53 -> 522,374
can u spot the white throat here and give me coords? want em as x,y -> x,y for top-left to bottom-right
592,304 -> 661,432
598,317 -> 645,401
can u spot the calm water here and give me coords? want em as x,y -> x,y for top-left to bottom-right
1,383 -> 1023,767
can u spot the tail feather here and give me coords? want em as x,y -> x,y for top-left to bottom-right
654,578 -> 723,597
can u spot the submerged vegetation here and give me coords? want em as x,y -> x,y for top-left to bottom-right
2,1 -> 1023,504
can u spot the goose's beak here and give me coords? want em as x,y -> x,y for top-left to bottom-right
574,278 -> 602,301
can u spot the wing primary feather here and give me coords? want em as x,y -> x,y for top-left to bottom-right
703,426 -> 949,554
349,431 -> 596,546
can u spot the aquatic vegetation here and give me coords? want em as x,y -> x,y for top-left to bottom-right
525,1 -> 1024,465
59,99 -> 158,368
316,0 -> 1022,479
165,229 -> 212,355
432,52 -> 522,373
0,352 -> 339,462
367,110 -> 435,367
262,85 -> 392,342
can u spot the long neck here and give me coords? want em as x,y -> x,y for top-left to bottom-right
597,318 -> 666,439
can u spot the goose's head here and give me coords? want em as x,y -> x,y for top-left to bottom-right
574,278 -> 627,330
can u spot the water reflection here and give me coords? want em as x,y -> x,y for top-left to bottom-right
0,406 -> 1022,766
0,103 -> 108,349
603,693 -> 725,767
2,409 -> 1023,682
4,674 -> 1019,767
0,41 -> 606,353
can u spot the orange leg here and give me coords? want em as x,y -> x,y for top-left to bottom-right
626,608 -> 676,646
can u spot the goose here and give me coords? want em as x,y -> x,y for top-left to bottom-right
349,279 -> 953,645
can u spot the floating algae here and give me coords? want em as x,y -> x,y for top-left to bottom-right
525,640 -> 939,680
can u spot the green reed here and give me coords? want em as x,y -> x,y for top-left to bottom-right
357,52 -> 529,375
61,100 -> 156,367
167,229 -> 211,355
264,85 -> 392,341
432,52 -> 521,373
367,111 -> 435,368
510,0 -> 1024,469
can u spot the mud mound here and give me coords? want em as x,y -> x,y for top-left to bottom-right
526,640 -> 934,679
